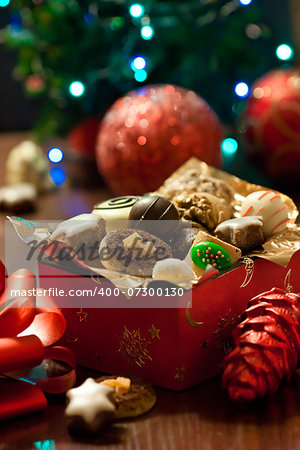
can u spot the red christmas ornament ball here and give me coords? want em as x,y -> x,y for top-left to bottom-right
96,85 -> 222,195
242,69 -> 300,179
68,117 -> 101,159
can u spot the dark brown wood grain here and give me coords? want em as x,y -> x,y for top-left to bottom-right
0,132 -> 300,450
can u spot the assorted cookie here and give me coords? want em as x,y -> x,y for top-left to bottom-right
0,182 -> 37,213
50,213 -> 106,253
156,170 -> 235,205
215,216 -> 264,252
99,228 -> 172,277
97,375 -> 157,419
174,192 -> 232,230
65,378 -> 116,434
168,222 -> 205,260
65,375 -> 156,435
191,231 -> 242,278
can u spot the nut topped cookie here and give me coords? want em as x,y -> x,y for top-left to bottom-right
97,375 -> 157,419
157,170 -> 235,205
174,192 -> 232,230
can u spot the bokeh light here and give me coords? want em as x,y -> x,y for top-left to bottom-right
134,69 -> 147,82
48,147 -> 64,163
245,24 -> 261,39
131,56 -> 147,71
141,25 -> 154,40
69,81 -> 85,97
276,44 -> 293,61
129,4 -> 144,18
221,138 -> 238,155
0,0 -> 10,7
235,82 -> 250,98
50,167 -> 66,186
239,0 -> 252,5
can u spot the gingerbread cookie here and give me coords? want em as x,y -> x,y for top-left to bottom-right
215,216 -> 264,252
99,228 -> 172,277
97,375 -> 156,419
174,192 -> 232,230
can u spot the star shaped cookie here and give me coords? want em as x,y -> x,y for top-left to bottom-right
65,378 -> 116,434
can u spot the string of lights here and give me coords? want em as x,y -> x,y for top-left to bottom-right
1,0 -> 295,147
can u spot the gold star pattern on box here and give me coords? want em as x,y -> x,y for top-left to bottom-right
118,326 -> 152,367
148,324 -> 160,340
174,367 -> 186,381
213,308 -> 242,354
213,309 -> 242,339
77,308 -> 88,323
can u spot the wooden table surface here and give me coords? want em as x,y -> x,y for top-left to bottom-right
1,132 -> 300,450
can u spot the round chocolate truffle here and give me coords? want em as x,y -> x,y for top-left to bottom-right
129,196 -> 179,221
129,195 -> 179,237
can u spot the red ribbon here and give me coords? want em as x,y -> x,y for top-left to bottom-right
0,268 -> 76,421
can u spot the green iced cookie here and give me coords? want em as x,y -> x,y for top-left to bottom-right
191,242 -> 231,271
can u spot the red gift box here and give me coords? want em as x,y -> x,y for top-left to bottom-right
38,249 -> 300,391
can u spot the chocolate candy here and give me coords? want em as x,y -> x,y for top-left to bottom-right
191,242 -> 231,271
129,195 -> 179,236
92,196 -> 140,231
129,195 -> 179,221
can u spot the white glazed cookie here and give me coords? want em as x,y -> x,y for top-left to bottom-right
50,213 -> 106,250
5,140 -> 54,192
0,182 -> 37,213
214,216 -> 264,252
65,378 -> 116,434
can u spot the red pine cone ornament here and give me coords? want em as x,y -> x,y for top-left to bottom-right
222,288 -> 300,402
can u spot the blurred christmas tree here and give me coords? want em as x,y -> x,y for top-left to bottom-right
1,0 -> 294,140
